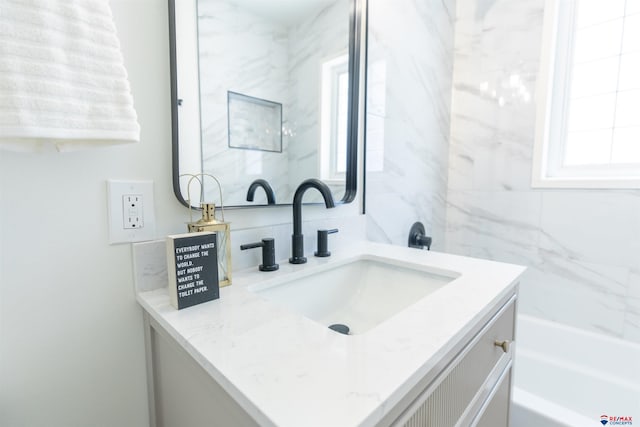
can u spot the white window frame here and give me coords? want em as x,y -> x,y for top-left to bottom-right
532,0 -> 640,189
320,53 -> 349,183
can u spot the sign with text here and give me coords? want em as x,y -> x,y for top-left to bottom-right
166,232 -> 219,309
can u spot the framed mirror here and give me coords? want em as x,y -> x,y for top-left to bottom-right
169,0 -> 365,208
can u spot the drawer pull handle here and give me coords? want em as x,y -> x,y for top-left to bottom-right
494,340 -> 510,353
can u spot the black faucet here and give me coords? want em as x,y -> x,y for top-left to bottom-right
246,179 -> 276,205
289,179 -> 335,264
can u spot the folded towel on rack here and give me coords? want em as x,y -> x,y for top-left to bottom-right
0,0 -> 140,152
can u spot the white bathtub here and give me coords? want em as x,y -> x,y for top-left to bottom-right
510,314 -> 640,427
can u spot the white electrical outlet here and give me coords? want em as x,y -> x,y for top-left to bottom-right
123,194 -> 144,229
107,180 -> 156,244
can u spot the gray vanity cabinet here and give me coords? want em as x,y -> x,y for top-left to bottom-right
380,294 -> 516,427
144,316 -> 261,427
143,292 -> 517,427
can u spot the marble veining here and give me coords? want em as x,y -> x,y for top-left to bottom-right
132,240 -> 168,293
365,0 -> 456,251
445,0 -> 640,342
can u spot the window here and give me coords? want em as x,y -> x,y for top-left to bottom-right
320,54 -> 349,182
533,0 -> 640,188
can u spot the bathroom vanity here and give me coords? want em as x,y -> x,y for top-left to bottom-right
136,241 -> 524,427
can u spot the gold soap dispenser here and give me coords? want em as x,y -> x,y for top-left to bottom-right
184,174 -> 232,287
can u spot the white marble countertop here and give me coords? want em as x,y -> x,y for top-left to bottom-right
136,241 -> 525,427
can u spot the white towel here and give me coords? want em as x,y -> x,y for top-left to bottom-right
0,0 -> 140,152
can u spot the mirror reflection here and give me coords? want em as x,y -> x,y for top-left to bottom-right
170,0 -> 362,207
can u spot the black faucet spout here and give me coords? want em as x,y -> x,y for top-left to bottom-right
246,179 -> 276,205
290,179 -> 335,264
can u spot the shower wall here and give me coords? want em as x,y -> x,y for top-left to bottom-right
445,0 -> 640,343
365,0 -> 456,249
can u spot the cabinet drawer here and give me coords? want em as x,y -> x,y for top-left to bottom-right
393,298 -> 515,427
460,300 -> 515,401
475,367 -> 511,427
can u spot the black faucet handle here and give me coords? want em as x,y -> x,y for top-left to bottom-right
240,238 -> 279,271
408,222 -> 432,250
315,229 -> 338,257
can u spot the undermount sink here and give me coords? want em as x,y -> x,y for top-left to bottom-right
248,255 -> 459,335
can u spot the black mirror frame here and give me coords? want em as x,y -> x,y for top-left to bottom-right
168,0 -> 364,208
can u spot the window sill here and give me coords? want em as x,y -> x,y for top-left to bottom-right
531,175 -> 640,189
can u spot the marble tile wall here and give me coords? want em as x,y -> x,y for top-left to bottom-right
365,0 -> 456,250
198,0 -> 290,205
286,1 -> 349,203
446,0 -> 640,343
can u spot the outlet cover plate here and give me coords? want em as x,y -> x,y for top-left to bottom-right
107,180 -> 156,244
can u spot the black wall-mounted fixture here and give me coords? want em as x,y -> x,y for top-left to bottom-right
408,222 -> 432,250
